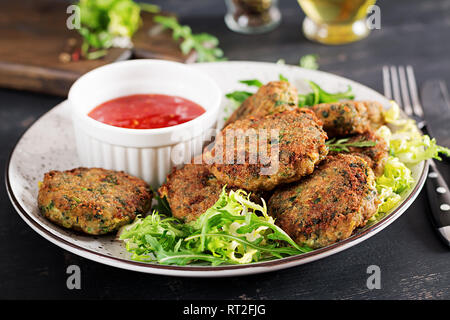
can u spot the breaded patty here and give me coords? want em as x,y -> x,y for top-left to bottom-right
308,101 -> 371,137
309,101 -> 386,137
345,130 -> 389,176
363,101 -> 385,129
38,168 -> 152,235
158,163 -> 265,222
268,154 -> 379,249
204,108 -> 328,191
224,81 -> 298,127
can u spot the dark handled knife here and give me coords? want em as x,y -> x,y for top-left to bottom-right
425,161 -> 450,246
421,80 -> 450,149
421,80 -> 450,247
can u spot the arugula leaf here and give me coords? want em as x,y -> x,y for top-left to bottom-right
225,91 -> 254,104
308,81 -> 355,103
119,189 -> 311,265
298,81 -> 354,107
153,194 -> 172,216
239,79 -> 263,88
326,137 -> 377,152
298,92 -> 318,107
279,74 -> 289,82
153,15 -> 225,62
299,54 -> 319,70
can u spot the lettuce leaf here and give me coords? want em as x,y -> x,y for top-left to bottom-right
299,54 -> 319,70
119,189 -> 311,265
374,156 -> 414,217
372,101 -> 449,219
382,101 -> 450,164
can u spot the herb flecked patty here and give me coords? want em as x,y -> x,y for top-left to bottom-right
38,168 -> 153,235
159,163 -> 265,222
224,81 -> 299,127
204,108 -> 328,192
268,154 -> 380,249
309,101 -> 385,137
343,129 -> 389,177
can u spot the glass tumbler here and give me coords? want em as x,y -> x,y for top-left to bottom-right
298,0 -> 376,45
225,0 -> 281,34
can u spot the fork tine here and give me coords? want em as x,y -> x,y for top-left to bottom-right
390,66 -> 405,113
398,66 -> 413,115
406,65 -> 424,117
382,66 -> 392,100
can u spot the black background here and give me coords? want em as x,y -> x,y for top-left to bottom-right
1,0 -> 449,299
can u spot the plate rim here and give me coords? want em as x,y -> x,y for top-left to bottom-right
5,61 -> 429,277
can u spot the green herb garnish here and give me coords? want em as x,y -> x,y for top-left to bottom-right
225,91 -> 254,104
239,79 -> 263,88
153,15 -> 225,62
279,74 -> 289,82
299,54 -> 319,70
298,81 -> 355,107
326,137 -> 377,152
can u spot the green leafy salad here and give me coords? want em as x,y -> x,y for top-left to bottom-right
119,77 -> 449,266
75,0 -> 223,62
371,102 -> 449,218
119,190 -> 311,266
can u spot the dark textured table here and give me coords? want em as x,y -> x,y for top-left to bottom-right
1,0 -> 449,300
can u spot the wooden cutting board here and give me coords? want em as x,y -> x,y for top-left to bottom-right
0,0 -> 195,96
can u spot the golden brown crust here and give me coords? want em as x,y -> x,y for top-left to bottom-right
158,163 -> 265,222
309,101 -> 371,137
224,81 -> 298,127
205,108 -> 328,191
361,101 -> 385,129
268,154 -> 379,249
345,130 -> 389,177
158,164 -> 224,222
37,167 -> 152,235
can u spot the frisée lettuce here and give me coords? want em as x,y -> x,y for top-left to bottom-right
372,101 -> 450,218
119,189 -> 311,265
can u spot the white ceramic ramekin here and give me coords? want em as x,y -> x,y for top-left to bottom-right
68,59 -> 222,189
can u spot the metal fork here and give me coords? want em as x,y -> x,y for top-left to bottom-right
382,65 -> 425,127
383,65 -> 450,247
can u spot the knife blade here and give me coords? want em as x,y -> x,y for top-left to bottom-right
421,79 -> 450,149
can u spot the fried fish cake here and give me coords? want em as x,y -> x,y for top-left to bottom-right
38,168 -> 152,235
224,81 -> 298,127
268,154 -> 379,249
345,130 -> 389,176
205,108 -> 328,191
158,163 -> 265,222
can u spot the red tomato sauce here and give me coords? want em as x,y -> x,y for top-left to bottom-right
88,94 -> 205,129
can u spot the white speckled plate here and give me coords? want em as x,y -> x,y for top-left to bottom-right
5,61 -> 427,277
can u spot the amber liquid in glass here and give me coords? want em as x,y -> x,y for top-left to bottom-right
298,0 -> 376,44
